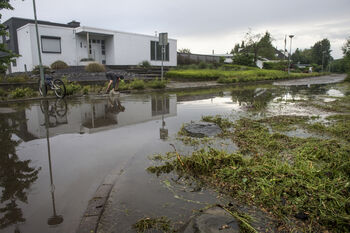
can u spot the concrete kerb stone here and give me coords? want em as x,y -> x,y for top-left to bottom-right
76,167 -> 122,233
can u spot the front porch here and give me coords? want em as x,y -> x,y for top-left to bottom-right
75,27 -> 114,65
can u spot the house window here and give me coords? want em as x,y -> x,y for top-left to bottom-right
150,41 -> 169,61
12,59 -> 17,67
5,29 -> 10,41
41,36 -> 61,53
101,40 -> 105,55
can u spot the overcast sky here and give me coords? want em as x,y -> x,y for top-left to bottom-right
2,0 -> 350,59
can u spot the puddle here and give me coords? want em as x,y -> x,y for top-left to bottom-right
0,77 -> 347,233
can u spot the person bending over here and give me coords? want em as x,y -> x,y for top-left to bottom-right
105,71 -> 124,94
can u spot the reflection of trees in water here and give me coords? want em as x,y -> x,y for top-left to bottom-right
0,114 -> 41,230
231,88 -> 274,111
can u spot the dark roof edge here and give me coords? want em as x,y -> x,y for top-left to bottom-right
3,17 -> 80,28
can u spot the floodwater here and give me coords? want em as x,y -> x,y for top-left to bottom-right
0,74 -> 347,233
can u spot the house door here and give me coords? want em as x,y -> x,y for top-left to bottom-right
91,42 -> 102,63
89,39 -> 106,64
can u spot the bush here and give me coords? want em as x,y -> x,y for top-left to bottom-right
0,88 -> 7,97
32,65 -> 52,74
51,60 -> 68,70
198,61 -> 207,69
82,85 -> 90,95
10,87 -> 37,99
85,63 -> 106,73
147,79 -> 167,89
263,61 -> 288,71
140,60 -> 151,68
130,80 -> 145,90
233,53 -> 256,67
0,75 -> 30,83
166,69 -> 323,82
65,82 -> 82,95
118,80 -> 130,90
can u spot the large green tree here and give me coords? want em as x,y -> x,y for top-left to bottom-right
232,30 -> 276,62
291,48 -> 312,64
311,38 -> 332,67
257,31 -> 275,60
342,37 -> 350,59
0,0 -> 17,73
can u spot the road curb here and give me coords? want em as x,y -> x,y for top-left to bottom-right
76,168 -> 123,233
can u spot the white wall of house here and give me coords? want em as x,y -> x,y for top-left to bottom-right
12,24 -> 177,72
13,23 -> 78,72
114,32 -> 177,66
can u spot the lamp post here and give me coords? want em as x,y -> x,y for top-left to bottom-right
288,35 -> 294,74
32,0 -> 46,96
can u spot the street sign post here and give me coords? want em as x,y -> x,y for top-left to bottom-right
159,33 -> 168,80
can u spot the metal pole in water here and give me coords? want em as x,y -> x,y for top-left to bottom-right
161,45 -> 164,80
288,35 -> 294,75
33,0 -> 46,96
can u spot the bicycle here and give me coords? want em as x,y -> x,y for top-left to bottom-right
38,73 -> 66,98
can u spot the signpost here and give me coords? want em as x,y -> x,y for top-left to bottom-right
159,33 -> 168,80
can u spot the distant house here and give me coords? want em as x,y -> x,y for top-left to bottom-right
2,17 -> 177,73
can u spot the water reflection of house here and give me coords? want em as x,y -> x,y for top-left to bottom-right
24,95 -> 177,139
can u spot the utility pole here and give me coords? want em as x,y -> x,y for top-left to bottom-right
159,33 -> 168,81
288,35 -> 294,75
33,0 -> 46,96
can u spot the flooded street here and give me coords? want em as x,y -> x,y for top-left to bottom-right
0,75 -> 348,233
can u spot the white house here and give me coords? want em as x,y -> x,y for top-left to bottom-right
3,17 -> 177,73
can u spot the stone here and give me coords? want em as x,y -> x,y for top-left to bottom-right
182,207 -> 239,233
184,122 -> 222,138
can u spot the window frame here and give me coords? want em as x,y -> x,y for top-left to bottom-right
150,41 -> 169,61
41,36 -> 62,54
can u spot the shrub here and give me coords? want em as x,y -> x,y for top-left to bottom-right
130,79 -> 145,90
0,88 -> 7,97
140,60 -> 151,68
118,80 -> 130,90
32,65 -> 52,74
147,79 -> 167,89
82,85 -> 90,95
0,75 -> 30,83
263,61 -> 288,71
85,62 -> 106,73
10,87 -> 37,99
65,82 -> 82,95
51,60 -> 68,70
198,61 -> 207,69
233,53 -> 256,67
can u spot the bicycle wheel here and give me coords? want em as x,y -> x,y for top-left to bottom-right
53,79 -> 66,98
38,79 -> 47,96
54,98 -> 67,117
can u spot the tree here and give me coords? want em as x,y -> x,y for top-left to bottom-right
231,43 -> 240,54
244,29 -> 262,63
0,113 -> 41,230
292,48 -> 312,64
232,53 -> 255,67
311,38 -> 332,67
342,37 -> 350,59
178,48 -> 191,54
0,0 -> 17,74
257,31 -> 275,60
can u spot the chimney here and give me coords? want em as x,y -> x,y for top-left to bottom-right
67,20 -> 80,28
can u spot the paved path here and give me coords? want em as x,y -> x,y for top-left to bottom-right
273,74 -> 346,86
